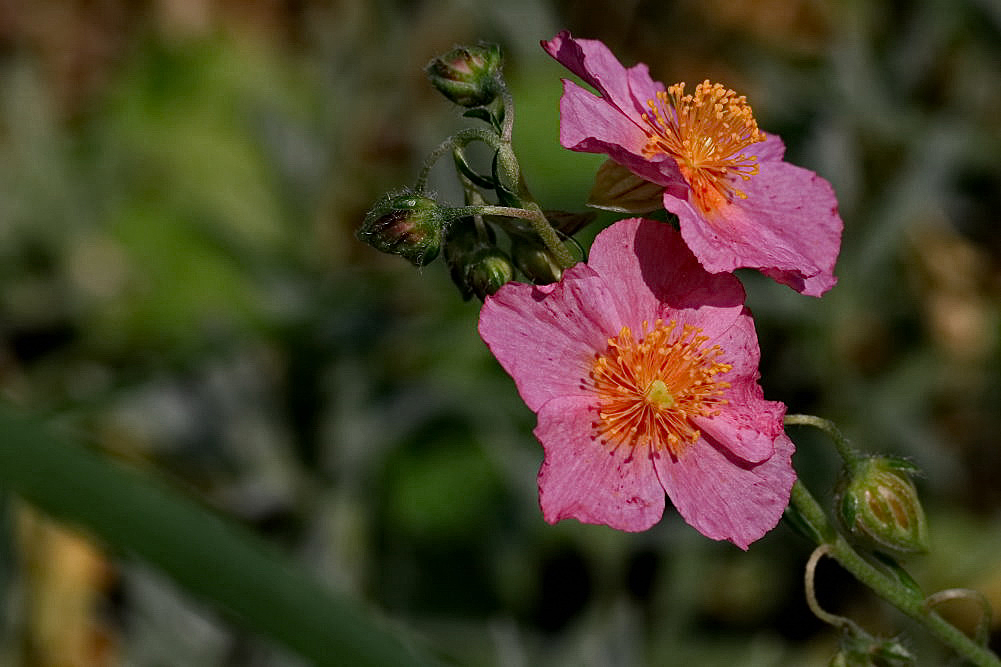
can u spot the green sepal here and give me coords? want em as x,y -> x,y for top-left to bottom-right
873,552 -> 924,598
452,150 -> 497,190
784,500 -> 828,545
462,107 -> 496,125
543,209 -> 597,236
491,151 -> 522,208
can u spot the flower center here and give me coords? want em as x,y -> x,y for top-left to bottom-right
588,319 -> 732,457
640,80 -> 765,214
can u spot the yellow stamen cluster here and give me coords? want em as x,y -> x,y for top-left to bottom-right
641,80 -> 766,213
588,320 -> 732,457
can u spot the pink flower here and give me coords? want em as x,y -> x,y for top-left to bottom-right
478,218 -> 795,548
542,31 -> 843,297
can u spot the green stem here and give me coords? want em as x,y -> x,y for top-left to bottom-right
790,480 -> 836,543
415,128 -> 504,193
785,414 -> 860,467
789,479 -> 1001,666
499,87 -> 515,143
451,204 -> 576,269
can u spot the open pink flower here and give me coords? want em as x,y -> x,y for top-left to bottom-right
542,31 -> 843,297
478,218 -> 795,548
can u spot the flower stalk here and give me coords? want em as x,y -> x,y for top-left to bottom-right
786,421 -> 1001,667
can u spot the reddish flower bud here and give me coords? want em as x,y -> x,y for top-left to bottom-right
358,192 -> 444,266
425,44 -> 502,108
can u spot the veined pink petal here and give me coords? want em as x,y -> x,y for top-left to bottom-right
653,433 -> 796,550
587,218 -> 747,327
479,264 -> 621,412
535,396 -> 667,531
694,384 -> 785,464
543,31 -> 655,121
666,159 -> 842,296
558,81 -> 673,187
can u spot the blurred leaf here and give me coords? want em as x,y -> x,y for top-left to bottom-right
0,406 -> 440,667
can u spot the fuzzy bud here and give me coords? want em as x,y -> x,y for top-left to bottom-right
511,238 -> 563,285
358,192 -> 445,266
425,44 -> 502,108
835,457 -> 929,557
466,247 -> 514,299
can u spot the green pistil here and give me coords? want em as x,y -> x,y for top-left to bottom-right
645,380 -> 675,409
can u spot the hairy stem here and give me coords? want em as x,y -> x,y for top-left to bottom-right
789,479 -> 1000,666
785,413 -> 860,467
451,204 -> 576,269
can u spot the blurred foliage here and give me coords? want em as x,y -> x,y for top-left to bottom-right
0,0 -> 1000,665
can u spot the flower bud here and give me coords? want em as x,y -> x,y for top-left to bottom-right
466,247 -> 514,299
425,44 -> 502,108
358,192 -> 444,266
511,238 -> 563,285
835,457 -> 929,557
830,630 -> 915,666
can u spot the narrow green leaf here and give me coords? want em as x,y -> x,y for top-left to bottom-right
0,407 -> 439,667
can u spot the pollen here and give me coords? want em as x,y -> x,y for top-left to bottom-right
588,319 -> 732,458
641,80 -> 766,214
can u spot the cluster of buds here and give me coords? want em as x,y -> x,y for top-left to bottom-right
357,43 -> 590,300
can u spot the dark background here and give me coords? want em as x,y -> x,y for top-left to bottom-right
1,1 -> 999,664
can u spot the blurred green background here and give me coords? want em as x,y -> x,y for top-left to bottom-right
1,0 -> 1000,665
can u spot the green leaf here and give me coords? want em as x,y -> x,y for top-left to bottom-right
0,407 -> 439,667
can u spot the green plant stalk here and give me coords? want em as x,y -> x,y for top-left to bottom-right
0,407 -> 440,667
785,413 -> 860,467
418,117 -> 575,271
789,480 -> 1001,667
415,127 -> 503,193
453,204 -> 575,269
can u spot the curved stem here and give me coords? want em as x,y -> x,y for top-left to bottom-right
450,204 -> 576,269
415,128 -> 504,193
785,413 -> 861,467
926,589 -> 993,646
500,87 -> 515,143
788,479 -> 1001,666
805,544 -> 860,630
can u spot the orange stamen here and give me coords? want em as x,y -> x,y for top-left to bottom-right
588,319 -> 732,458
641,80 -> 765,214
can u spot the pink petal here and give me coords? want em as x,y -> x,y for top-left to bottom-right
559,81 -> 680,187
535,396 -> 666,531
694,385 -> 785,464
653,433 -> 796,549
544,32 -> 683,187
558,81 -> 651,162
666,160 -> 843,297
586,219 -> 747,329
542,31 -> 650,120
753,134 -> 787,162
478,265 -> 622,412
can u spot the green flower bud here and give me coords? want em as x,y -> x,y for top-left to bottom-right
830,630 -> 915,666
358,192 -> 444,266
511,238 -> 562,285
425,44 -> 502,108
835,457 -> 929,557
466,247 -> 514,300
